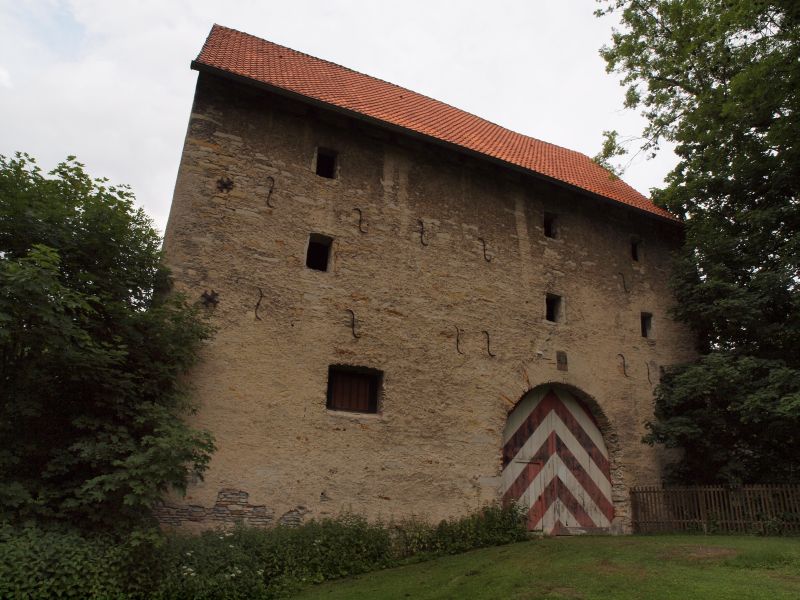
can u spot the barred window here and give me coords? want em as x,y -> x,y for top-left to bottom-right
326,366 -> 382,413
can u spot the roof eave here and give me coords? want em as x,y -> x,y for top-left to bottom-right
191,60 -> 681,227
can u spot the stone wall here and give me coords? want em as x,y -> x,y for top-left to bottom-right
161,73 -> 696,532
154,488 -> 311,529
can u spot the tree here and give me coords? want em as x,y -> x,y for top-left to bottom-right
0,153 -> 214,529
596,1 -> 800,483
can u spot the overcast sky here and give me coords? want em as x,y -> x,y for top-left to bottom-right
0,0 -> 677,233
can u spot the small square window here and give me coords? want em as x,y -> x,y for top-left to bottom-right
631,240 -> 641,261
546,294 -> 563,323
327,365 -> 382,413
556,351 -> 568,371
316,148 -> 337,179
641,312 -> 653,338
543,213 -> 558,238
306,234 -> 332,271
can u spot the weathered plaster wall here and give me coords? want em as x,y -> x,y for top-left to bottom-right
158,73 -> 696,532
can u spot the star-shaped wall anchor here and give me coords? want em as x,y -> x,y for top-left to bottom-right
200,290 -> 219,307
216,177 -> 234,193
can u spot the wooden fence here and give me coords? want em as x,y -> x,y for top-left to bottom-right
630,485 -> 800,534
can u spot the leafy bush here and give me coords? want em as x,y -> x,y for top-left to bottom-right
153,504 -> 527,599
154,514 -> 395,599
599,0 -> 800,486
0,523 -> 161,599
391,503 -> 529,558
0,504 -> 527,599
0,154 -> 214,529
645,354 -> 800,484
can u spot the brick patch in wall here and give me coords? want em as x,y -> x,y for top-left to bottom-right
154,488 -> 276,527
279,505 -> 311,526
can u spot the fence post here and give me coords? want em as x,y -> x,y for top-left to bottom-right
698,488 -> 708,535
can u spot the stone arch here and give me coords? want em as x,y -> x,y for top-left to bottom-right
500,382 -> 629,534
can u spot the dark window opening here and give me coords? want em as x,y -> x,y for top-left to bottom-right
631,240 -> 641,261
543,213 -> 557,238
306,234 -> 332,271
546,294 -> 562,323
316,148 -> 337,178
327,365 -> 382,413
641,312 -> 653,338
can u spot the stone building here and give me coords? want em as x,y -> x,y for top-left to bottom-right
159,25 -> 696,534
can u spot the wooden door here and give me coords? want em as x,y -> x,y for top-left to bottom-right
501,386 -> 614,534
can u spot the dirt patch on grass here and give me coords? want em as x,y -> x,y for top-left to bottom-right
593,558 -> 648,579
547,587 -> 583,598
767,572 -> 800,584
514,586 -> 585,600
690,546 -> 738,559
664,546 -> 738,561
595,558 -> 628,574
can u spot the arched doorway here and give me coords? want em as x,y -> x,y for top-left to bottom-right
501,385 -> 614,535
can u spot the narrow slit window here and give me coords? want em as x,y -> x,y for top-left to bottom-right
327,365 -> 382,413
316,148 -> 337,179
641,312 -> 653,338
631,240 -> 641,261
543,213 -> 557,238
546,294 -> 562,323
306,234 -> 332,271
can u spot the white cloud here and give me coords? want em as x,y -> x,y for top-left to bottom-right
0,0 -> 678,233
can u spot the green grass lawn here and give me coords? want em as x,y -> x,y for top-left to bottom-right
293,535 -> 800,599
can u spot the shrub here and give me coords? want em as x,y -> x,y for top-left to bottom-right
154,514 -> 395,599
0,523 -> 161,599
0,503 -> 528,599
391,503 -> 528,558
154,505 -> 526,598
0,154 -> 214,530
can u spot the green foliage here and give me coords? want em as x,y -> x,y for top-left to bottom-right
0,523 -> 162,599
293,535 -> 800,600
155,515 -> 394,599
0,153 -> 214,529
597,2 -> 800,483
391,503 -> 529,558
645,354 -> 800,483
155,505 -> 527,599
0,505 -> 527,600
592,130 -> 626,177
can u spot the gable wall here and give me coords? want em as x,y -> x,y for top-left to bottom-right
160,73 -> 695,532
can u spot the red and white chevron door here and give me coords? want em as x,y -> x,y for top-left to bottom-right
501,386 -> 614,534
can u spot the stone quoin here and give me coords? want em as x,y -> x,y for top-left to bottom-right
160,25 -> 696,534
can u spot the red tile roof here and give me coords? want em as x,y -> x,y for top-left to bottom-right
193,24 -> 677,222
